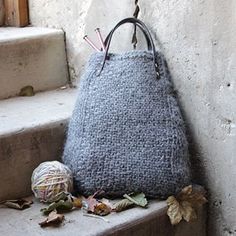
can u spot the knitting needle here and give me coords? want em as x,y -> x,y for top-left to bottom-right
83,35 -> 101,52
95,28 -> 106,51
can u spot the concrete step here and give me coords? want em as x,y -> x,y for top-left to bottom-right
0,88 -> 206,236
0,88 -> 77,201
0,198 -> 206,236
0,27 -> 69,99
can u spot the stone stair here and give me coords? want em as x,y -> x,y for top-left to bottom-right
0,26 -> 206,236
0,199 -> 206,236
0,88 -> 77,201
0,27 -> 68,99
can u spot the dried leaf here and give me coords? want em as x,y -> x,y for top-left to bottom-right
166,185 -> 207,225
94,202 -> 111,216
85,196 -> 99,213
177,185 -> 207,208
113,193 -> 148,212
123,193 -> 148,207
19,86 -> 35,96
101,198 -> 113,209
166,196 -> 183,225
83,194 -> 112,216
39,210 -> 64,227
3,198 -> 33,210
113,199 -> 134,212
72,197 -> 82,209
52,192 -> 71,202
41,199 -> 73,215
181,201 -> 197,222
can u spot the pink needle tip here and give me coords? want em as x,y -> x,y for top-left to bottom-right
95,28 -> 106,51
83,35 -> 101,52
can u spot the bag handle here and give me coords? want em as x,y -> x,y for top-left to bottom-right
104,21 -> 152,51
100,18 -> 159,75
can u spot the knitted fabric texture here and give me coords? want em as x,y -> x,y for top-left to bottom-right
63,50 -> 191,198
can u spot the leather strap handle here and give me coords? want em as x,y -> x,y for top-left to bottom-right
104,22 -> 152,50
99,18 -> 159,75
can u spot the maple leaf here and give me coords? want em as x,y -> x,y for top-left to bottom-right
181,201 -> 197,222
177,185 -> 207,208
166,185 -> 207,225
166,196 -> 182,225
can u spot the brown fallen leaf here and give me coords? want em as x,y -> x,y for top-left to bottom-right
39,210 -> 64,227
83,194 -> 112,216
166,185 -> 207,225
113,199 -> 134,212
181,200 -> 197,222
166,196 -> 182,225
2,198 -> 33,210
19,86 -> 35,96
72,197 -> 82,209
94,202 -> 111,216
177,185 -> 207,208
85,195 -> 99,213
100,198 -> 113,209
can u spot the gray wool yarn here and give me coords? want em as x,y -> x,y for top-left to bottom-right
63,50 -> 191,198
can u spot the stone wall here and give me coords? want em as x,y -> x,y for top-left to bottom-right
29,0 -> 236,235
29,0 -> 135,82
139,1 -> 236,235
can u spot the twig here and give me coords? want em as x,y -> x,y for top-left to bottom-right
83,213 -> 110,223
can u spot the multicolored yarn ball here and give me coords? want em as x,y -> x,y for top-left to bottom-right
31,161 -> 73,202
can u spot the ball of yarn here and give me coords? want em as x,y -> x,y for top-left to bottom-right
31,161 -> 73,202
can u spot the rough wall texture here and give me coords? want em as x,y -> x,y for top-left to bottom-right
139,1 -> 236,235
29,1 -> 236,235
29,0 -> 135,82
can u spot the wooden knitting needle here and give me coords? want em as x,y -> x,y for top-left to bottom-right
95,28 -> 106,51
83,35 -> 101,52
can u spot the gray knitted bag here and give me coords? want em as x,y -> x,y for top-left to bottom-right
63,18 -> 191,198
